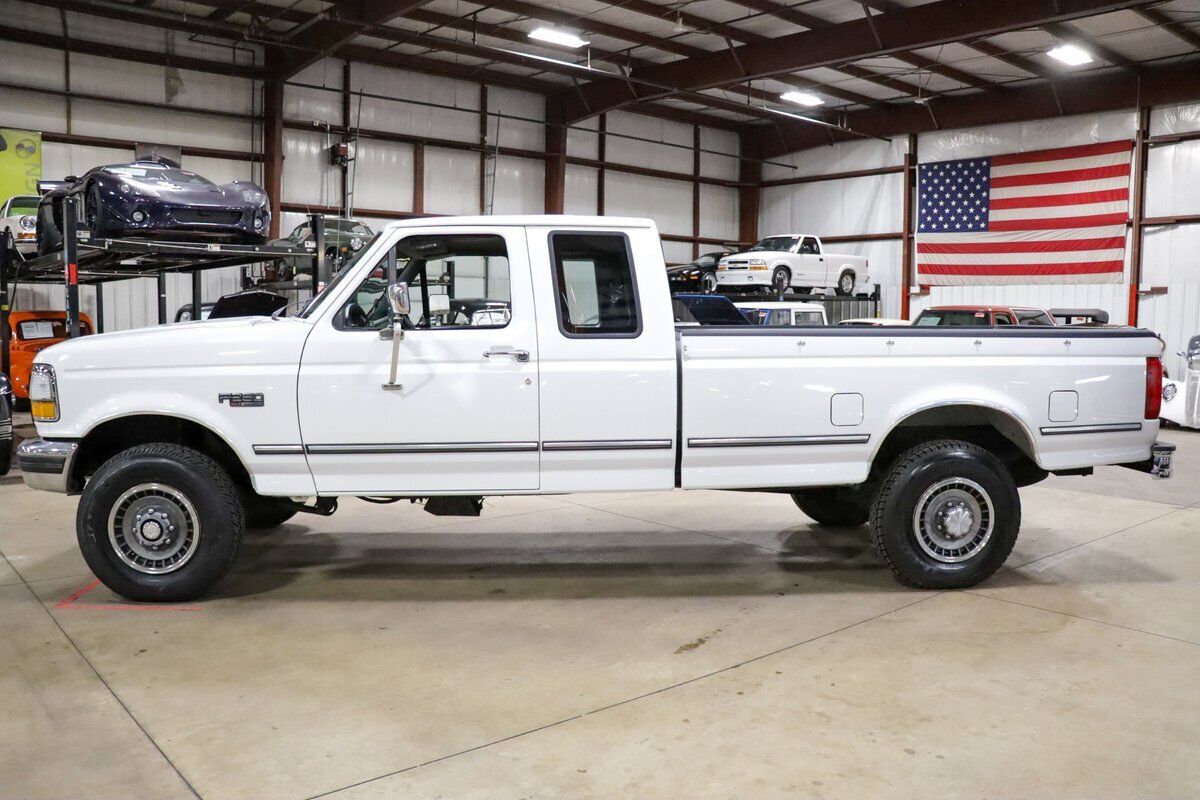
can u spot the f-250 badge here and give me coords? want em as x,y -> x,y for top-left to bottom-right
218,393 -> 265,408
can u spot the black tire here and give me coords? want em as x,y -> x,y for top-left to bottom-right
835,271 -> 854,296
36,201 -> 62,256
835,270 -> 855,296
792,487 -> 869,527
85,183 -> 102,235
241,489 -> 298,529
870,439 -> 1020,589
0,435 -> 11,476
795,286 -> 813,295
770,266 -> 790,296
76,443 -> 244,602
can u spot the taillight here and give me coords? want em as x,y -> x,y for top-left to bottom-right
1145,357 -> 1162,419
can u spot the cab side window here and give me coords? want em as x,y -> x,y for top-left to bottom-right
799,237 -> 820,255
995,314 -> 1014,326
337,233 -> 511,331
550,232 -> 640,337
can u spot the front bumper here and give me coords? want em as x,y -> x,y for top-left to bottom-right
16,439 -> 79,493
716,271 -> 769,289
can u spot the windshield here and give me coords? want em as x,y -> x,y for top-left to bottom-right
105,165 -> 215,187
751,236 -> 798,252
297,232 -> 384,318
914,310 -> 991,326
7,196 -> 38,216
16,318 -> 92,339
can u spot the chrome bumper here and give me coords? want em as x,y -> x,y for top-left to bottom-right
17,439 -> 79,493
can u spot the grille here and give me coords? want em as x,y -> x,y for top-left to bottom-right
725,261 -> 749,270
173,208 -> 242,225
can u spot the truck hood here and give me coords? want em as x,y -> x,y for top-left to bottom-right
36,316 -> 313,373
726,250 -> 790,259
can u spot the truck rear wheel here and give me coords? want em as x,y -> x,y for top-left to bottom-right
76,443 -> 244,602
835,270 -> 855,296
870,439 -> 1020,589
792,488 -> 869,527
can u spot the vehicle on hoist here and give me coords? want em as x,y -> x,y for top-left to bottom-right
36,159 -> 270,256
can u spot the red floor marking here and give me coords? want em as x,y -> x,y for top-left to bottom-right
55,578 -> 200,612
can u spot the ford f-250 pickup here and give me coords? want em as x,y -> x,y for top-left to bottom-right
17,216 -> 1175,602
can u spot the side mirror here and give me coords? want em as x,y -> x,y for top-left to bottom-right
387,282 -> 411,317
381,282 -> 410,391
65,175 -> 79,183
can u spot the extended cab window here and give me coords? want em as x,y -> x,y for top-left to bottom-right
337,233 -> 511,331
550,232 -> 640,336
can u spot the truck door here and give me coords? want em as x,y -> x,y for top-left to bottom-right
296,226 -> 540,494
797,236 -> 824,287
526,226 -> 677,492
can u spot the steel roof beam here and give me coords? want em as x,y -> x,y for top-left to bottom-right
554,0 -> 1154,122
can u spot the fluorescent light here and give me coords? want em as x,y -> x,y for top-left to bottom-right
1048,43 -> 1092,66
780,90 -> 824,107
528,27 -> 589,48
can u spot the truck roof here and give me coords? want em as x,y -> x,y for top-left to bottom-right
925,305 -> 1045,313
380,215 -> 656,230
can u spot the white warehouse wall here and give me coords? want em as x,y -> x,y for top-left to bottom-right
0,3 -> 261,332
766,106 -> 1200,372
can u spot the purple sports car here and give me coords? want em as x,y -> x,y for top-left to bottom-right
36,159 -> 271,255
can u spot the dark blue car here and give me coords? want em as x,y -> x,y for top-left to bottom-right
36,159 -> 271,255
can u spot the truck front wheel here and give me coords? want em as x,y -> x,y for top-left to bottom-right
870,439 -> 1020,589
76,443 -> 245,602
792,488 -> 870,527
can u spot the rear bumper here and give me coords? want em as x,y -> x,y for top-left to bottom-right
1118,441 -> 1176,479
17,438 -> 79,493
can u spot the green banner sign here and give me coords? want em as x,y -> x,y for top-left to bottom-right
0,129 -> 42,200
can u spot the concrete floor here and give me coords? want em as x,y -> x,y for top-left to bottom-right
2,419 -> 1199,800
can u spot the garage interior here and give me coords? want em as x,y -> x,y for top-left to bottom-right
2,1 -> 1200,798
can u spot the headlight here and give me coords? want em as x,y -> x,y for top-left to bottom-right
29,363 -> 59,422
1163,383 -> 1178,403
747,258 -> 767,266
120,183 -> 131,194
18,215 -> 35,231
241,189 -> 263,203
717,260 -> 728,271
350,236 -> 363,251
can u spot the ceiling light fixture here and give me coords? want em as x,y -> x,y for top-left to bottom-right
1047,43 -> 1093,66
673,13 -> 689,33
528,27 -> 589,49
780,90 -> 825,107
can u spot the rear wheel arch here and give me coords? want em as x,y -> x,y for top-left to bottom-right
869,403 -> 1044,488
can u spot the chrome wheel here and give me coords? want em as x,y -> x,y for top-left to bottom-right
701,273 -> 718,294
107,483 -> 201,574
839,273 -> 854,294
911,477 -> 993,563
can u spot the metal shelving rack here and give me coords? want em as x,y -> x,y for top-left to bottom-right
1,203 -> 331,379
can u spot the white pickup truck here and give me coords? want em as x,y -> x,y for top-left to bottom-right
716,234 -> 870,296
18,216 -> 1174,602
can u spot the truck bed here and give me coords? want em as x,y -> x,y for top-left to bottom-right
676,324 -> 1162,490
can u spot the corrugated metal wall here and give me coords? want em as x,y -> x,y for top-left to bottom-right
763,105 -> 1200,377
2,22 -> 743,331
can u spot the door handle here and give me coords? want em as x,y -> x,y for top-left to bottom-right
483,349 -> 530,362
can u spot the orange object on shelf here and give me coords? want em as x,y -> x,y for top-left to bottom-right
5,311 -> 94,399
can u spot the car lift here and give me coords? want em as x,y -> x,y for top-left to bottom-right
1,199 -> 333,378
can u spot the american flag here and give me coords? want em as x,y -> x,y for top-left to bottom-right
916,140 -> 1133,285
